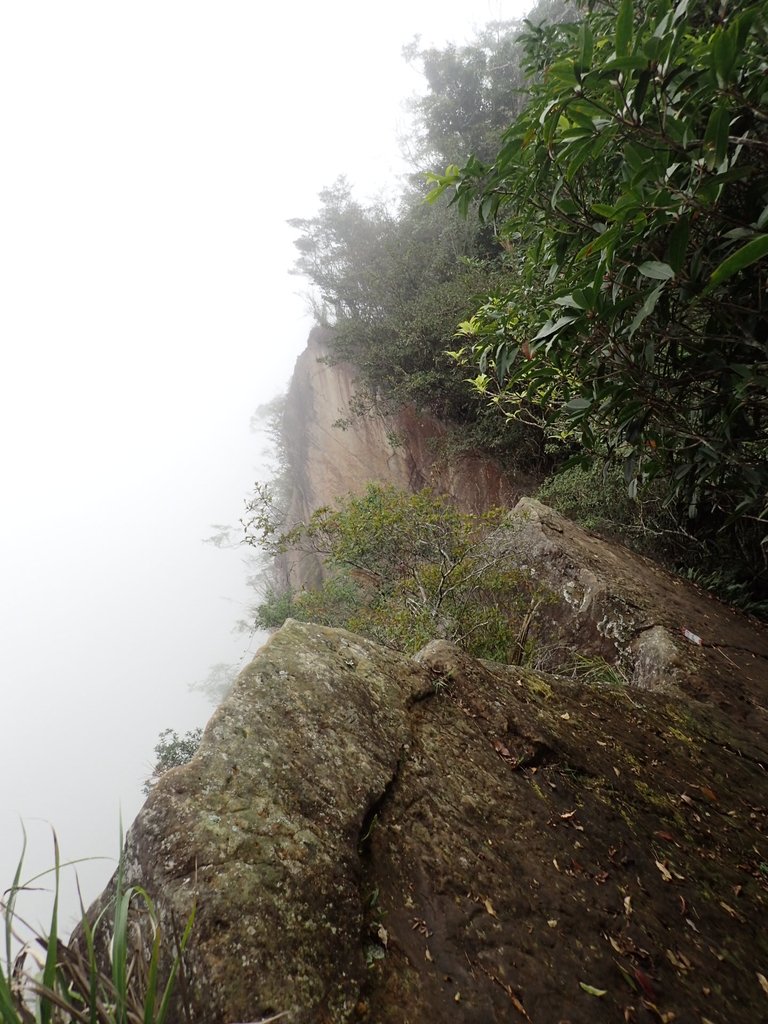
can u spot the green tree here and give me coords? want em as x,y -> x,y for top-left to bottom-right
430,0 -> 768,542
143,728 -> 202,795
404,22 -> 529,169
287,18 -> 580,472
404,3 -> 573,169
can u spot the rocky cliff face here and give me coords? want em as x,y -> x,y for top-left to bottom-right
87,502 -> 768,1024
278,327 -> 531,586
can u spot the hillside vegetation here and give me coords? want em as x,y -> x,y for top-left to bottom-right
270,0 -> 768,626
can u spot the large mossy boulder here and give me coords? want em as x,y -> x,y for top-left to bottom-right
93,601 -> 768,1023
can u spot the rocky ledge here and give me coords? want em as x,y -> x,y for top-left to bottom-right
90,631 -> 766,1020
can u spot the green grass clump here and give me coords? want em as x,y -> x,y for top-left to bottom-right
1,827 -> 194,1024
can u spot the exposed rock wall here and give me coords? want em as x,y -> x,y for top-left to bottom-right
513,498 -> 768,709
278,327 -> 531,586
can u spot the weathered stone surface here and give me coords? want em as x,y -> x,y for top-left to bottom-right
114,622 -> 432,1023
512,497 -> 768,711
93,616 -> 768,1024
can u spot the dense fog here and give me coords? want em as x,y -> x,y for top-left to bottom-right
0,0 -> 526,934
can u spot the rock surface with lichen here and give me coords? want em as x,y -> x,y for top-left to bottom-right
88,555 -> 768,1023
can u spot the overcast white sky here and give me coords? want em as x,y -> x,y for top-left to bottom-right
0,0 -> 528,935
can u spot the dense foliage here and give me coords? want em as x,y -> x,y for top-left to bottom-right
280,0 -> 768,615
247,484 -> 545,662
429,0 -> 768,550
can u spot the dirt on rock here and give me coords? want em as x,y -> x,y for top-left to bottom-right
363,640 -> 768,1024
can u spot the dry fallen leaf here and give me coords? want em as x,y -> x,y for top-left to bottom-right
484,898 -> 497,918
757,972 -> 768,997
425,948 -> 433,962
665,949 -> 691,971
560,711 -> 571,721
633,966 -> 656,1000
493,739 -> 515,763
697,784 -> 718,803
720,901 -> 744,921
656,860 -> 673,882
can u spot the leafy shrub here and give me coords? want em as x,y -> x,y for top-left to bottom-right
143,728 -> 202,795
248,484 -> 547,661
537,461 -> 690,559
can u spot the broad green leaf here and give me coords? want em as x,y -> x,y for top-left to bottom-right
591,202 -> 617,218
667,215 -> 690,273
532,316 -> 578,342
632,69 -> 651,115
566,136 -> 599,182
702,105 -> 730,171
628,284 -> 664,336
712,25 -> 738,87
602,55 -> 648,73
616,0 -> 634,57
555,290 -> 590,309
576,223 -> 620,261
672,0 -> 689,24
706,233 -> 768,291
579,22 -> 593,69
638,260 -> 675,280
566,396 -> 592,411
644,33 -> 662,59
566,108 -> 597,131
623,141 -> 650,173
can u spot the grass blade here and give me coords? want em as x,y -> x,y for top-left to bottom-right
3,823 -> 27,982
155,905 -> 195,1024
39,831 -> 61,1024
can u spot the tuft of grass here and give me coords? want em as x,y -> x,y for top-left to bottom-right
1,826 -> 195,1024
2,828 -> 292,1024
